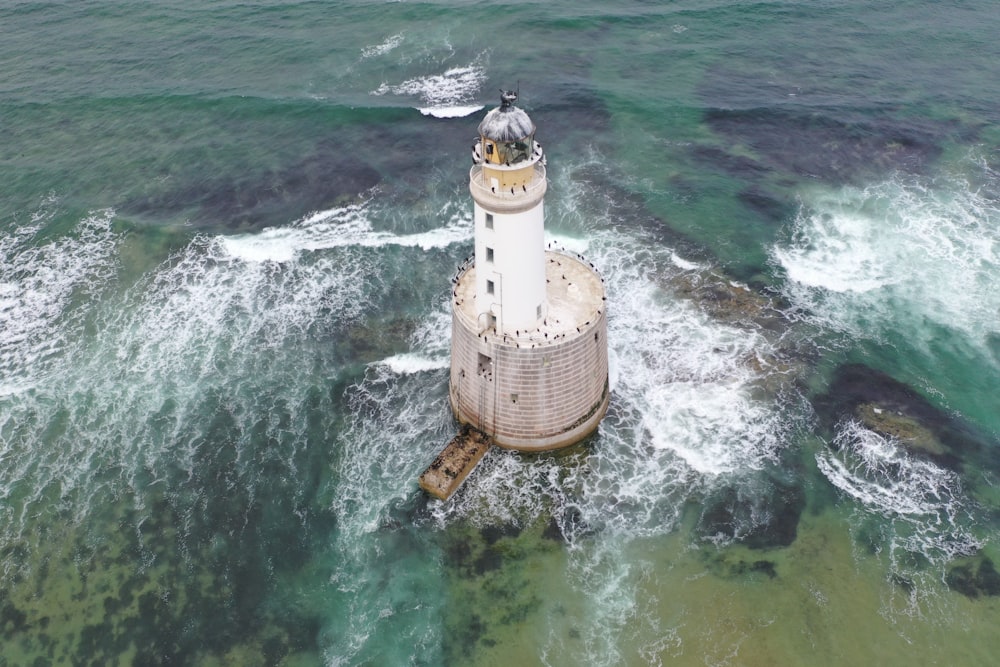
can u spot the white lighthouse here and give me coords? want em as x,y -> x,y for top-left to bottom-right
468,90 -> 548,333
448,91 -> 610,451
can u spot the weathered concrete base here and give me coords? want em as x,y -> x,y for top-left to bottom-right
418,427 -> 493,501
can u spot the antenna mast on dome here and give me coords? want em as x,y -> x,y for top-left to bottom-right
499,88 -> 518,110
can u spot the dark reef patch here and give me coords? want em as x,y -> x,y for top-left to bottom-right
738,186 -> 796,224
440,515 -> 560,664
473,546 -> 504,575
702,550 -> 780,582
119,103 -> 480,232
814,363 -> 997,471
701,106 -> 959,184
697,477 -> 806,550
690,145 -> 769,179
565,160 -> 715,267
1,377 -> 337,666
946,556 -> 1000,598
125,146 -> 381,230
1,599 -> 28,640
533,83 -> 613,143
481,522 -> 522,545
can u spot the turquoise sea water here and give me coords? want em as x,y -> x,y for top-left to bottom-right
3,1 -> 1000,665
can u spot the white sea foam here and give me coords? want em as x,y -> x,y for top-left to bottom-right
772,162 -> 1000,360
417,105 -> 483,119
430,224 -> 801,536
0,196 -> 419,559
360,33 -> 404,59
371,62 -> 486,118
376,352 -> 448,375
669,252 -> 701,271
772,203 -> 891,294
407,304 -> 453,360
0,208 -> 120,395
395,176 -> 804,662
220,202 -> 471,263
325,340 -> 454,664
816,420 -> 980,565
599,235 -> 792,479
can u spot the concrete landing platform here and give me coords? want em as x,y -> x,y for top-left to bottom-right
418,427 -> 493,501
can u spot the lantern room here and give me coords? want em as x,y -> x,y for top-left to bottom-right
471,90 -> 544,192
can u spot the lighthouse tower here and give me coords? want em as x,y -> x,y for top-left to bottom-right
449,91 -> 610,451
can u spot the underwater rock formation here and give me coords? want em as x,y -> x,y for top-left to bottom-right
697,478 -> 806,550
814,364 -> 995,471
946,555 -> 1000,598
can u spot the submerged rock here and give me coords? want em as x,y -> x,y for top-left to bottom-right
815,364 -> 994,471
126,149 -> 381,230
946,556 -> 1000,598
702,549 -> 780,581
480,522 -> 522,545
671,269 -> 787,328
700,106 -> 955,184
698,478 -> 806,550
854,402 -> 945,457
738,186 -> 796,224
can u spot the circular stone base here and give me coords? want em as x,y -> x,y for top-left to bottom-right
448,251 -> 609,451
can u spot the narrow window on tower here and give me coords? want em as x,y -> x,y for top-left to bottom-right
486,279 -> 495,295
486,247 -> 494,263
485,213 -> 494,229
537,304 -> 542,319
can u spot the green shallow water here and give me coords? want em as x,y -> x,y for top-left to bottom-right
3,1 -> 1000,665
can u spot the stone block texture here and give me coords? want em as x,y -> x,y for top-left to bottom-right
449,304 -> 609,451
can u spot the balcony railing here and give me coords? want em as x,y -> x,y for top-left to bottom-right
468,163 -> 547,210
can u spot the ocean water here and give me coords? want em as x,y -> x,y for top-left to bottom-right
2,1 -> 1000,665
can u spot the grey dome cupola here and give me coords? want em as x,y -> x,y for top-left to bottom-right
477,90 -> 535,142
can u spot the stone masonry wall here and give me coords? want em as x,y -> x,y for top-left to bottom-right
449,310 -> 609,450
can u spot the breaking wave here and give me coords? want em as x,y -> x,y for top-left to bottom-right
371,61 -> 487,118
220,202 -> 472,263
814,418 -> 984,622
817,420 -> 980,566
361,33 -> 404,60
421,226 -> 804,539
0,207 -> 120,395
0,198 -> 471,579
314,172 -> 809,662
772,157 -> 1000,361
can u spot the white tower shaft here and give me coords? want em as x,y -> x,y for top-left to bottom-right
468,90 -> 548,334
470,167 -> 547,333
